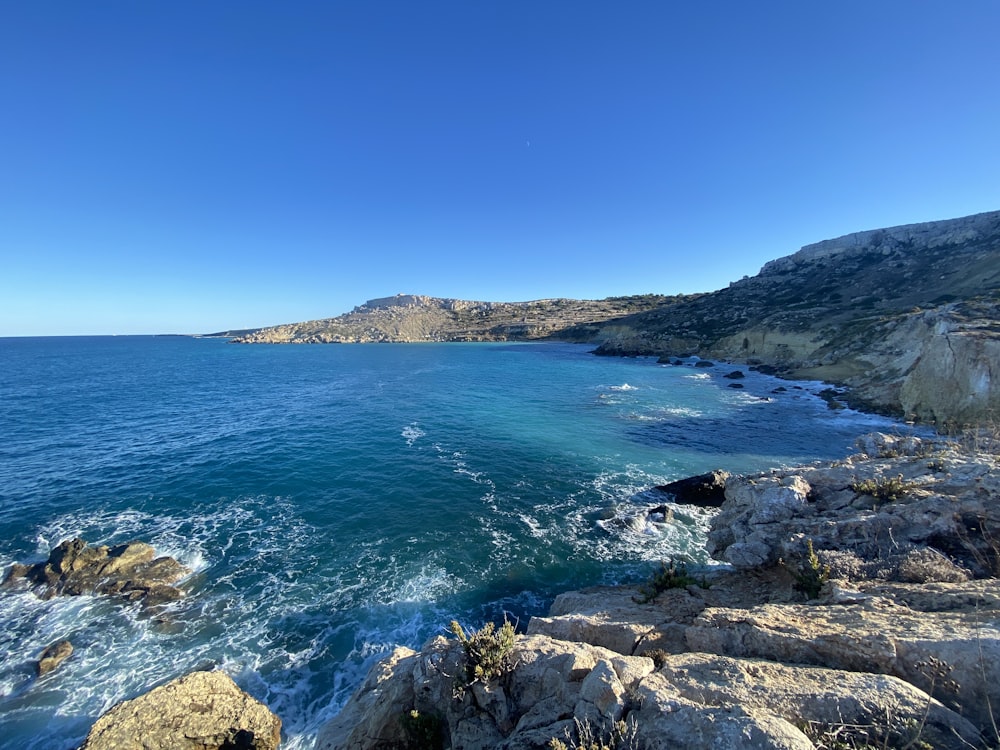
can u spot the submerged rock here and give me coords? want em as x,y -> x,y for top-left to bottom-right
81,670 -> 281,750
2,537 -> 190,606
36,640 -> 73,677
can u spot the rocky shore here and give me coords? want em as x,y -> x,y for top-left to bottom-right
318,432 -> 1000,749
10,431 -> 999,748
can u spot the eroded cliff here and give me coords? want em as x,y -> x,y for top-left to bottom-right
593,210 -> 1000,424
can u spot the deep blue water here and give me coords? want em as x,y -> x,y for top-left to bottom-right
0,337 -> 905,748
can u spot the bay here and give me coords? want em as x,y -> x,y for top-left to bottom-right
0,337 -> 904,748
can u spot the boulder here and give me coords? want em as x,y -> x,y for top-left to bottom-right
724,369 -> 746,379
37,640 -> 73,677
2,538 -> 190,606
316,633 -> 654,750
653,469 -> 730,508
80,670 -> 281,750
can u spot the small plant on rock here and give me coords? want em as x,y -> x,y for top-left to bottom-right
448,616 -> 516,695
926,457 -> 946,473
399,709 -> 444,750
798,717 -> 931,750
549,716 -> 640,750
784,539 -> 831,600
850,474 -> 914,504
634,558 -> 700,603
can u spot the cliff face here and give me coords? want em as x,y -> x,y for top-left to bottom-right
230,294 -> 679,344
593,210 -> 1000,424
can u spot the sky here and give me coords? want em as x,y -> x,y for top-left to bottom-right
1,2 -> 999,336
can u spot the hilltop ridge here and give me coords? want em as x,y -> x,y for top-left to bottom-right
230,293 -> 679,344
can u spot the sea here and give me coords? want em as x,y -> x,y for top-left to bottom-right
0,336 -> 908,749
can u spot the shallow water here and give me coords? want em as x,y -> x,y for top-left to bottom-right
0,337 -> 907,748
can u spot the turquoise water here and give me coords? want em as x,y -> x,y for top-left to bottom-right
0,337 -> 903,748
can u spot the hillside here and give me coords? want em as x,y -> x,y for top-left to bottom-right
230,293 -> 681,344
590,210 -> 1000,424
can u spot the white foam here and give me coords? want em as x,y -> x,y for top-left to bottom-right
401,423 -> 425,446
608,383 -> 638,392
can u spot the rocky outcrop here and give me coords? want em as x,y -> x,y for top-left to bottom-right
80,670 -> 281,750
707,432 -> 1000,574
320,434 -> 1000,749
2,537 -> 190,606
230,294 -> 678,344
593,210 -> 1000,424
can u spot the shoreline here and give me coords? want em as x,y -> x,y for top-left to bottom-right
319,429 -> 1000,749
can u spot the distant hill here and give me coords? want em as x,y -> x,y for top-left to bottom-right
229,294 -> 683,344
228,210 -> 999,424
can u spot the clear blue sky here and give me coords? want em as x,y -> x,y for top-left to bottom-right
2,2 -> 998,336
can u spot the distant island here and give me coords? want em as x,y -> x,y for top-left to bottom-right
226,210 -> 1000,425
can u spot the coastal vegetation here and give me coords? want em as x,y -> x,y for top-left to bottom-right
448,617 -> 518,696
633,558 -> 702,603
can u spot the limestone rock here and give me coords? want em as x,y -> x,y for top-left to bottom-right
684,580 -> 1000,734
652,651 -> 980,749
316,633 -> 655,750
2,538 -> 190,606
37,639 -> 73,676
706,438 -> 1000,576
80,670 -> 281,750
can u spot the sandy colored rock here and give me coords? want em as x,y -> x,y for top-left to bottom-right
81,670 -> 281,750
36,639 -> 73,677
2,537 -> 190,606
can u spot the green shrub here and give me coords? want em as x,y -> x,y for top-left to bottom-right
634,559 -> 700,603
784,539 -> 830,600
640,648 -> 669,669
850,474 -> 914,503
399,709 -> 444,750
449,616 -> 516,692
549,716 -> 640,750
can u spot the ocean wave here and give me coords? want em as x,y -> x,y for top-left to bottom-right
607,383 -> 638,392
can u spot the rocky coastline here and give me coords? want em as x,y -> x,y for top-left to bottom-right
8,209 -> 998,746
318,431 -> 1000,749
23,430 -> 997,749
223,209 -> 999,426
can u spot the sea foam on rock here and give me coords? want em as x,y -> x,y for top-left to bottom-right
318,433 -> 1000,749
